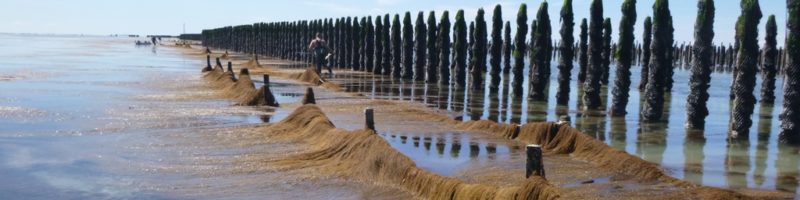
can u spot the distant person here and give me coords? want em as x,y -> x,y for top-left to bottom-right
308,32 -> 331,75
151,37 -> 157,45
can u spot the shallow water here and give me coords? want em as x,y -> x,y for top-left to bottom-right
283,55 -> 800,195
380,132 -> 522,176
0,34 -> 307,199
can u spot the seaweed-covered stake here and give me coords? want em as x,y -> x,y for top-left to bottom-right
578,19 -> 588,82
391,14 -> 402,78
503,21 -> 512,75
610,0 -> 637,116
227,61 -> 234,73
352,17 -> 362,71
639,17 -> 653,91
364,108 -> 375,130
454,10 -> 468,88
402,12 -> 414,80
438,11 -> 452,85
641,0 -> 673,122
489,5 -> 503,90
426,11 -> 438,83
556,0 -> 575,105
374,16 -> 384,74
512,4 -> 528,97
382,15 -> 392,75
525,144 -> 545,179
529,1 -> 552,101
686,0 -> 715,130
760,15 -> 778,104
601,18 -> 613,85
216,57 -> 222,69
302,87 -> 316,104
471,9 -> 488,91
414,12 -> 427,81
781,0 -> 800,144
365,17 -> 375,73
729,0 -> 762,138
469,23 -> 476,81
345,17 -> 353,68
583,0 -> 604,109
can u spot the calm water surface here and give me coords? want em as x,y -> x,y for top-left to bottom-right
0,34 -> 302,199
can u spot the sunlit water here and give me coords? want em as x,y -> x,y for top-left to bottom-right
277,53 -> 800,195
0,34 -> 307,199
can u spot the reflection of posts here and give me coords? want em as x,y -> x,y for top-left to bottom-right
526,144 -> 545,179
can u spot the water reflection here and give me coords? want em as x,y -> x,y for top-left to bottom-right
382,132 -> 519,176
683,129 -> 706,185
279,59 -> 800,195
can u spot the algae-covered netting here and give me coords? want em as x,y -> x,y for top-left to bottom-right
202,67 -> 278,106
457,120 -> 749,199
263,105 -> 561,200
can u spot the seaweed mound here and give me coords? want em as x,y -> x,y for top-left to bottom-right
265,105 -> 561,200
203,67 -> 278,107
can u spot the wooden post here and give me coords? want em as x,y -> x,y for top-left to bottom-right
364,108 -> 375,130
525,144 -> 545,179
263,74 -> 271,102
227,61 -> 233,73
302,87 -> 316,104
203,55 -> 213,72
206,55 -> 212,68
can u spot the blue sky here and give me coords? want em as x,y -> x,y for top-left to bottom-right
0,0 -> 787,45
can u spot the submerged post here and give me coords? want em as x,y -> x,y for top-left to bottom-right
364,108 -> 375,130
525,144 -> 545,179
302,87 -> 316,104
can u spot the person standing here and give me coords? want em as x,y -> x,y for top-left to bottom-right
308,33 -> 331,75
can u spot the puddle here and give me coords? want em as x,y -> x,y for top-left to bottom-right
381,132 -> 522,176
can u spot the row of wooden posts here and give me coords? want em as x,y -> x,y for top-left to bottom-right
200,0 -> 800,144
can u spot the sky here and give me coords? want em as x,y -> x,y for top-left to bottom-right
0,0 -> 788,45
